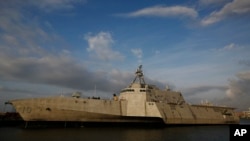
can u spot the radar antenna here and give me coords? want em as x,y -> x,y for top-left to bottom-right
132,65 -> 146,84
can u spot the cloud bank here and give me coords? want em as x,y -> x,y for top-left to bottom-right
0,3 -> 123,93
223,71 -> 250,110
0,6 -> 162,94
183,71 -> 250,110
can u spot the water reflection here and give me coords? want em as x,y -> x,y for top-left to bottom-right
0,126 -> 230,141
120,126 -> 228,141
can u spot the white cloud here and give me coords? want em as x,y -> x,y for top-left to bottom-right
218,43 -> 244,52
201,0 -> 250,26
131,48 -> 143,63
131,48 -> 143,59
84,32 -> 124,61
123,5 -> 198,19
221,43 -> 238,51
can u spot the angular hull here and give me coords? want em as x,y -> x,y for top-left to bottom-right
10,96 -> 239,125
156,103 -> 239,124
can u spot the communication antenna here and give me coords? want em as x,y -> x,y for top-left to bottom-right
94,85 -> 96,96
132,65 -> 146,84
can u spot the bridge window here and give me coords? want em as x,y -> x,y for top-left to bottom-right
140,89 -> 146,92
121,89 -> 135,93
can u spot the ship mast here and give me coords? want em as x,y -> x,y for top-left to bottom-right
132,65 -> 146,84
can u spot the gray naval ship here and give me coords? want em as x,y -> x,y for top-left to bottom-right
8,65 -> 239,125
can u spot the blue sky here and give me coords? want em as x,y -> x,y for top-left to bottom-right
0,0 -> 250,110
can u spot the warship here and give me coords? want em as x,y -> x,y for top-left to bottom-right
7,65 -> 239,125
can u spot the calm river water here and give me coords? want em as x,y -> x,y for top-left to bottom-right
0,120 -> 249,141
